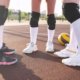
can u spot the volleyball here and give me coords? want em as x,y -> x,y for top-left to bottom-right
58,33 -> 70,46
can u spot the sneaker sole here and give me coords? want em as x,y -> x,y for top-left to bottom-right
4,51 -> 16,55
54,52 -> 70,58
23,50 -> 38,54
0,59 -> 18,65
62,62 -> 80,67
62,60 -> 80,66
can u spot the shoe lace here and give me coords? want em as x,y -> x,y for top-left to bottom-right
47,42 -> 53,46
26,42 -> 34,47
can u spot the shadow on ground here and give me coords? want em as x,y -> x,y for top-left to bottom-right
0,54 -> 42,80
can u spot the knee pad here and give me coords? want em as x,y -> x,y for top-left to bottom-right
30,12 -> 40,27
63,3 -> 80,23
3,8 -> 8,23
0,6 -> 8,25
47,14 -> 56,30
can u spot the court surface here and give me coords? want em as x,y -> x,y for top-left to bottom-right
0,21 -> 80,80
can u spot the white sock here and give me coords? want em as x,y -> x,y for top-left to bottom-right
0,25 -> 4,49
30,27 -> 38,44
66,24 -> 77,51
72,18 -> 80,54
47,29 -> 55,43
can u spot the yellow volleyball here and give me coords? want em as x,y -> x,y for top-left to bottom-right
58,33 -> 70,46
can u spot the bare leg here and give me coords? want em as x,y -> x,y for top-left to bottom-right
45,0 -> 56,52
46,0 -> 56,15
23,0 -> 41,53
32,0 -> 41,12
0,0 -> 10,8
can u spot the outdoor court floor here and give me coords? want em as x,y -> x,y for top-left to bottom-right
0,22 -> 80,80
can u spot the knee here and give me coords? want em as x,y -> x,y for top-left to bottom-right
47,14 -> 56,30
30,12 -> 40,27
63,3 -> 80,23
0,6 -> 8,25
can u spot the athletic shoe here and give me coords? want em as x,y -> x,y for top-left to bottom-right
0,43 -> 16,55
0,53 -> 18,65
46,42 -> 54,52
23,42 -> 38,54
54,48 -> 76,58
62,54 -> 80,66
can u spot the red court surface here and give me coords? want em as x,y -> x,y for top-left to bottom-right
0,22 -> 80,80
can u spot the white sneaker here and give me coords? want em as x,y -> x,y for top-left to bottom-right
23,42 -> 38,54
46,42 -> 54,52
54,48 -> 76,58
62,54 -> 80,66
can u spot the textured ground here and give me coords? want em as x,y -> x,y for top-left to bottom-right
0,22 -> 80,80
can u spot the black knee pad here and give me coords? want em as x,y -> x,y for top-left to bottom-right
63,3 -> 80,23
47,14 -> 56,30
3,8 -> 8,23
0,6 -> 8,25
0,6 -> 5,25
30,12 -> 40,27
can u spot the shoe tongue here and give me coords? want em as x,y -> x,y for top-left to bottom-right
2,43 -> 8,49
48,42 -> 52,45
30,42 -> 35,47
0,45 -> 7,52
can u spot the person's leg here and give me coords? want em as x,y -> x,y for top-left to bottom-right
0,0 -> 16,55
0,0 -> 6,49
61,0 -> 80,66
0,0 -> 17,65
23,0 -> 41,53
54,0 -> 78,58
63,0 -> 78,51
46,0 -> 56,52
63,0 -> 79,51
54,25 -> 78,57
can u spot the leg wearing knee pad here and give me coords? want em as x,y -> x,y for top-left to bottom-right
3,8 -> 8,23
63,3 -> 80,23
0,6 -> 5,25
47,14 -> 56,30
30,12 -> 40,27
0,6 -> 8,25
